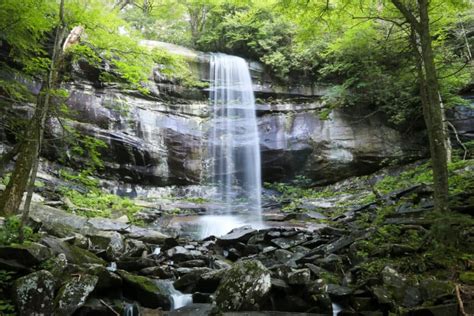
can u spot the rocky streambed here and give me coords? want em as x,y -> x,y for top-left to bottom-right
1,172 -> 474,316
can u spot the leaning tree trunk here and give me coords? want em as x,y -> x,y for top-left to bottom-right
0,0 -> 66,217
0,108 -> 43,216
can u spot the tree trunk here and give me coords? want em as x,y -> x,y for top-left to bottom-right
0,107 -> 42,216
391,0 -> 450,213
0,0 -> 66,217
417,0 -> 449,212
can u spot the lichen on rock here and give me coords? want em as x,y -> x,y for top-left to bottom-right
12,270 -> 56,316
215,259 -> 271,311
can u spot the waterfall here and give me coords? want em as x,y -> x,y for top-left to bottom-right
208,53 -> 262,218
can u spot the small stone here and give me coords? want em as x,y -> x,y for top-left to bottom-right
174,268 -> 212,293
271,278 -> 290,291
287,268 -> 311,285
178,259 -> 207,268
271,233 -> 307,249
274,249 -> 293,264
326,284 -> 353,297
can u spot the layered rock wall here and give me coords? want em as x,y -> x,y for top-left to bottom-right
5,41 -> 472,186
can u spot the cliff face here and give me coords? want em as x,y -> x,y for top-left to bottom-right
3,41 -> 472,187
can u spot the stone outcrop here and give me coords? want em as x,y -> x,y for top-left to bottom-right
2,40 -> 473,188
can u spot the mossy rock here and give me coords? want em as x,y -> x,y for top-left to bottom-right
117,270 -> 170,309
41,236 -> 105,265
12,270 -> 55,316
215,260 -> 271,312
87,231 -> 124,261
460,272 -> 474,285
419,279 -> 454,302
54,274 -> 98,315
0,243 -> 52,267
87,264 -> 122,291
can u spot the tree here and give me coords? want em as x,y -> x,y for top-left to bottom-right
390,0 -> 450,212
0,0 -> 159,217
285,0 -> 472,212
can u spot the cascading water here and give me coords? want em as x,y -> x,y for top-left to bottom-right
200,53 -> 263,237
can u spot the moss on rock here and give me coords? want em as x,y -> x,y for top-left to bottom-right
117,270 -> 170,309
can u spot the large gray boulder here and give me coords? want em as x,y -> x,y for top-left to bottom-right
12,270 -> 56,316
54,274 -> 99,315
215,260 -> 271,311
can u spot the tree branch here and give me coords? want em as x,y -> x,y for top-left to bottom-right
390,0 -> 421,33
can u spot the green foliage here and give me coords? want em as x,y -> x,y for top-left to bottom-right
0,217 -> 38,245
460,272 -> 474,285
58,133 -> 107,188
196,2 -> 319,80
374,159 -> 474,195
151,48 -> 205,87
122,0 -> 191,45
59,187 -> 142,224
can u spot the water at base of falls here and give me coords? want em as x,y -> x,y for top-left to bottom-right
202,53 -> 263,238
154,280 -> 193,310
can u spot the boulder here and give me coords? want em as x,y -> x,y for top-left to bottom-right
215,260 -> 271,311
117,270 -> 171,309
326,284 -> 353,298
117,257 -> 156,271
12,270 -> 56,316
123,238 -> 147,257
41,236 -> 105,265
380,266 -> 422,308
196,268 -> 228,293
87,231 -> 125,260
166,246 -> 204,262
419,279 -> 454,302
287,268 -> 311,285
178,259 -> 207,268
140,266 -> 175,279
271,233 -> 307,249
0,243 -> 52,267
54,274 -> 98,315
87,265 -> 122,291
217,226 -> 257,245
174,267 -> 212,293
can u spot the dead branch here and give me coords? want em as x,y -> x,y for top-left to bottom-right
447,121 -> 469,160
99,299 -> 120,316
455,284 -> 468,316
